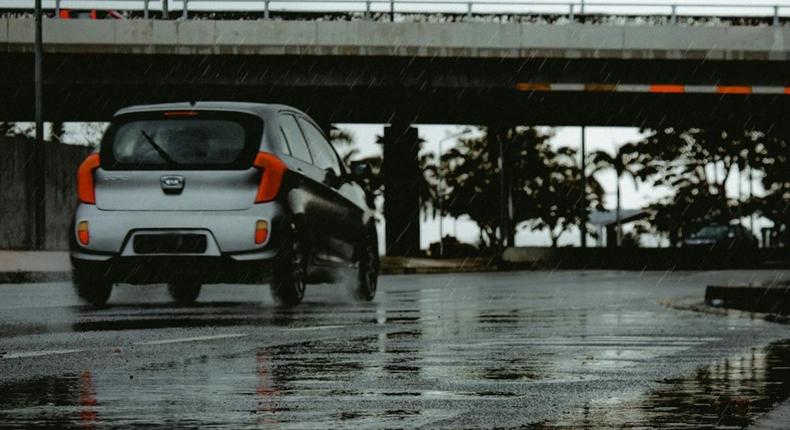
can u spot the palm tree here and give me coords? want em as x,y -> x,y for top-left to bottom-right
590,143 -> 641,247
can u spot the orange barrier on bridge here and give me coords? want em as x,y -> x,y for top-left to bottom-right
649,84 -> 685,94
717,85 -> 752,94
516,82 -> 788,95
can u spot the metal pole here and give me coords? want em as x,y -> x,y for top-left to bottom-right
580,126 -> 587,248
438,138 -> 444,257
390,0 -> 395,22
670,5 -> 677,24
365,0 -> 371,18
569,3 -> 574,22
55,0 -> 60,18
616,178 -> 622,247
265,0 -> 270,19
162,0 -> 169,19
773,6 -> 779,27
749,166 -> 755,234
498,131 -> 508,250
144,0 -> 149,19
737,164 -> 742,222
182,0 -> 188,19
34,0 -> 46,250
467,2 -> 472,20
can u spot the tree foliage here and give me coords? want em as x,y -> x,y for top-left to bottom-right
620,128 -> 769,244
439,126 -> 603,248
0,122 -> 34,138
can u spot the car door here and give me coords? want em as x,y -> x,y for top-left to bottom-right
295,116 -> 364,263
277,113 -> 330,263
279,112 -> 340,263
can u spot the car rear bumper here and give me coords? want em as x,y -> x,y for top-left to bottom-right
71,203 -> 289,255
69,202 -> 289,283
71,254 -> 276,284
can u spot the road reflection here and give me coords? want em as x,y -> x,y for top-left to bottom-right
79,371 -> 98,430
0,371 -> 99,429
534,340 -> 790,429
255,352 -> 282,429
4,274 -> 790,428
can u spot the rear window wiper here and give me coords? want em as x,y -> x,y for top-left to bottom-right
140,130 -> 177,165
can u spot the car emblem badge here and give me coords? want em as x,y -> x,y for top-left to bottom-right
161,175 -> 185,194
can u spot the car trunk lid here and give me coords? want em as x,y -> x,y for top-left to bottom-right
94,110 -> 263,211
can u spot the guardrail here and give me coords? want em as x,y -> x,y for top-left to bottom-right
0,1 -> 788,25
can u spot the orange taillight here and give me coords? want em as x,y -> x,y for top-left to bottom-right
77,221 -> 89,245
77,153 -> 100,205
253,152 -> 287,203
255,220 -> 269,245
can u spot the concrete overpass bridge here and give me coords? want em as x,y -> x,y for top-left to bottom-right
2,16 -> 790,254
2,18 -> 790,127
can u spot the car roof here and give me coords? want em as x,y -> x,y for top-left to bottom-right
113,101 -> 307,118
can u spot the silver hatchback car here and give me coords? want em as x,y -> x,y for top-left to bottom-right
70,102 -> 379,307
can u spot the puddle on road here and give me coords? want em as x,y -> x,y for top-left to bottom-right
536,339 -> 790,429
5,290 -> 790,430
0,371 -> 99,430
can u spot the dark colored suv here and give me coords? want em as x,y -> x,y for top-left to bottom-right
70,102 -> 379,307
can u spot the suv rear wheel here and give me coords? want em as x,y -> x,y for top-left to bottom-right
270,225 -> 306,307
72,267 -> 113,306
167,281 -> 202,304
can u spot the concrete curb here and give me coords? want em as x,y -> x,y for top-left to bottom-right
704,284 -> 790,315
663,297 -> 790,325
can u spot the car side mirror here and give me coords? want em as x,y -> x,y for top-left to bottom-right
349,161 -> 373,180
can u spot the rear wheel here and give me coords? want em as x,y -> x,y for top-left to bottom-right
270,226 -> 306,307
72,267 -> 113,306
350,229 -> 379,301
167,281 -> 202,304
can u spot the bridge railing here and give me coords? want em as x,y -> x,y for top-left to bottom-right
0,1 -> 788,25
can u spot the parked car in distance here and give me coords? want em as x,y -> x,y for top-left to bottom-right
70,102 -> 379,307
682,224 -> 759,251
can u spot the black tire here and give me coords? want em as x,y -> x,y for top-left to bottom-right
72,267 -> 113,307
270,225 -> 307,307
167,281 -> 202,304
350,228 -> 379,301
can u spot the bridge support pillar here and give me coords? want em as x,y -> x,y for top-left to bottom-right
488,124 -> 513,251
382,123 -> 421,257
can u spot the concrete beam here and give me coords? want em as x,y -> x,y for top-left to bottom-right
2,19 -> 790,61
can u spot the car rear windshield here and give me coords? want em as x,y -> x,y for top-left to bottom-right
100,111 -> 263,170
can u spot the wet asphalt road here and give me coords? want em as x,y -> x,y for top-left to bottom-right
2,271 -> 790,429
